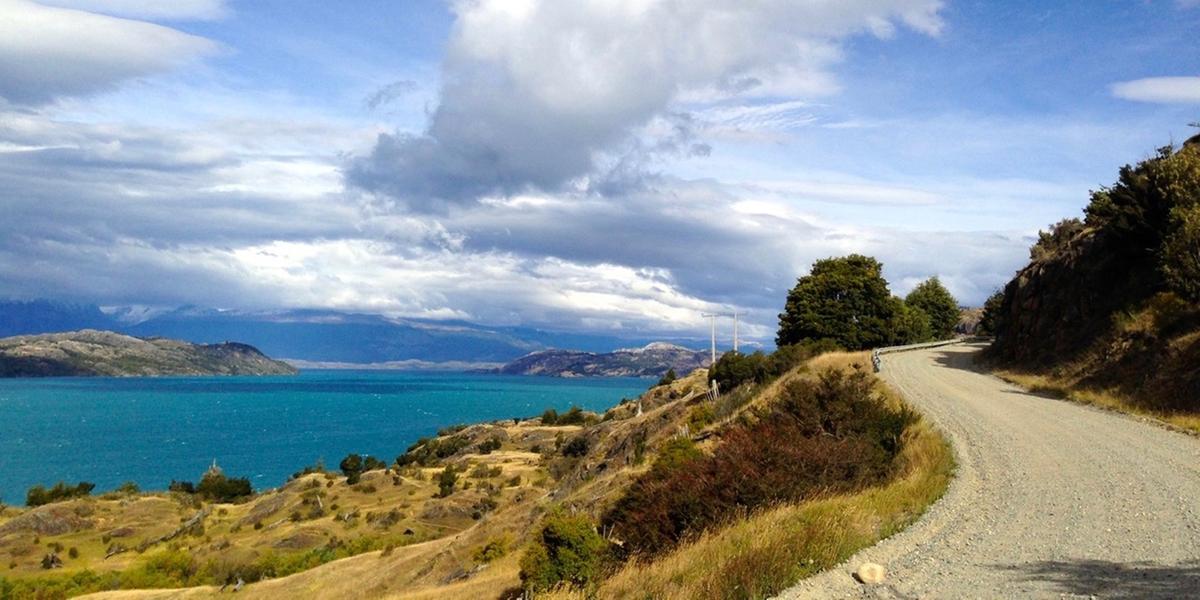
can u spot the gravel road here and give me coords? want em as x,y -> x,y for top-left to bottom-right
777,342 -> 1200,599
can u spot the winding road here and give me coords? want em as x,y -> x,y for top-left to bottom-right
778,342 -> 1200,599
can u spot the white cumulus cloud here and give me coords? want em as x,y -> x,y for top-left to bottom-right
1110,76 -> 1200,105
348,0 -> 945,210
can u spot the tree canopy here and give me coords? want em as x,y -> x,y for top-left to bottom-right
776,255 -> 897,350
904,277 -> 959,340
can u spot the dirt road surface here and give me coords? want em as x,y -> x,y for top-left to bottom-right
777,342 -> 1200,599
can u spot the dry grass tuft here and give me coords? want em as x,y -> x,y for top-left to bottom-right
994,371 -> 1200,435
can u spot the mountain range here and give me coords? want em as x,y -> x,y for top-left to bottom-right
0,330 -> 296,377
492,342 -> 711,377
0,300 -> 709,366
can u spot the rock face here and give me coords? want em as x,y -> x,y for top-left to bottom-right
986,142 -> 1200,411
495,342 -> 709,378
0,329 -> 297,377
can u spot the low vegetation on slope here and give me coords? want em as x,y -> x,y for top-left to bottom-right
985,134 -> 1200,426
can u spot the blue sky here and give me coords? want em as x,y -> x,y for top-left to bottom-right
1,0 -> 1198,342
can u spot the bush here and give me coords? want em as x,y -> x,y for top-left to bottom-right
168,480 -> 196,494
395,436 -> 471,467
196,472 -> 252,503
561,436 -> 590,457
115,481 -> 140,495
708,350 -> 771,392
339,453 -> 387,485
474,536 -> 510,563
541,405 -> 588,426
477,437 -> 503,454
603,368 -> 915,557
26,481 -> 95,507
436,466 -> 459,498
519,511 -> 611,592
656,368 -> 677,387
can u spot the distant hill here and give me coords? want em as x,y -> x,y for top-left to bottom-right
0,330 -> 297,377
986,137 -> 1200,411
494,342 -> 710,377
0,301 -> 708,366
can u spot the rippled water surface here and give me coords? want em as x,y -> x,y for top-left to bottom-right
0,370 -> 647,502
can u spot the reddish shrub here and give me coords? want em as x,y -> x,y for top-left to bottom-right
602,368 -> 913,557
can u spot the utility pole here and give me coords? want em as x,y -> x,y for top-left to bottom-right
733,310 -> 739,353
702,313 -> 717,365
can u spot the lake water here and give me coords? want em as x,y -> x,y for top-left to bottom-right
0,371 -> 648,503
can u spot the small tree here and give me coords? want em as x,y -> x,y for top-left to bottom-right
436,466 -> 459,498
890,300 -> 933,344
977,291 -> 1005,336
777,255 -> 898,350
340,454 -> 363,484
904,277 -> 959,340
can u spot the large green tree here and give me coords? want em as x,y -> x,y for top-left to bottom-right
776,254 -> 897,350
904,277 -> 960,339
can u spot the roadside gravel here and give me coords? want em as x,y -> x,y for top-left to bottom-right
776,342 -> 1200,599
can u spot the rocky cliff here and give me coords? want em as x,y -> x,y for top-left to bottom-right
986,138 -> 1200,411
0,330 -> 298,377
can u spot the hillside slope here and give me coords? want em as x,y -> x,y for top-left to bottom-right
986,137 -> 1200,413
494,342 -> 709,377
0,330 -> 297,377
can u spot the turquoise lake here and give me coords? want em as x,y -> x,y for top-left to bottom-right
0,371 -> 649,503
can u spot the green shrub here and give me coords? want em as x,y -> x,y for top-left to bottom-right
708,350 -> 771,391
339,453 -> 387,485
115,481 -> 140,495
436,466 -> 459,498
656,368 -> 677,387
477,437 -> 503,454
196,472 -> 252,503
561,436 -> 590,457
519,511 -> 611,592
395,436 -> 471,467
474,536 -> 510,563
25,481 -> 95,507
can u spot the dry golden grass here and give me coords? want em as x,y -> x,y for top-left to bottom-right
546,359 -> 953,600
994,371 -> 1200,435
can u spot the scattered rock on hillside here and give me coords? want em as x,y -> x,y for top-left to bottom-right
0,504 -> 94,537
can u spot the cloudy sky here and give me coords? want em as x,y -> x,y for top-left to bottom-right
1,0 -> 1198,342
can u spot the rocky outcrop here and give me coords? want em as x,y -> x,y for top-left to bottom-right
986,141 -> 1200,411
0,329 -> 297,377
494,342 -> 709,378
